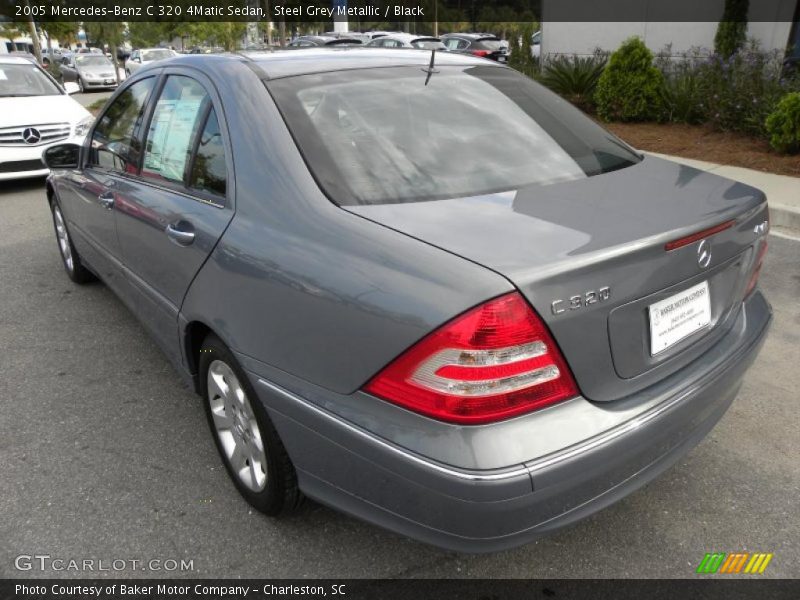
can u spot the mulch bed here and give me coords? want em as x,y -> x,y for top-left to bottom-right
604,122 -> 800,178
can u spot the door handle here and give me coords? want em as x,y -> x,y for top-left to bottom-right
98,191 -> 114,209
165,222 -> 196,246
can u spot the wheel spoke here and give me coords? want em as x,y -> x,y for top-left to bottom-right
207,359 -> 269,492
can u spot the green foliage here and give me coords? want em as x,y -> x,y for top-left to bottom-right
714,0 -> 749,58
83,22 -> 125,47
185,22 -> 247,51
40,22 -> 80,46
507,23 -> 538,79
595,37 -> 664,121
127,23 -> 171,48
539,51 -> 608,112
765,92 -> 800,153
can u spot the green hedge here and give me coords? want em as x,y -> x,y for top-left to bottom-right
595,37 -> 664,122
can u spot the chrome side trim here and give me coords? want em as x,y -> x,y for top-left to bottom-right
256,308 -> 769,484
257,378 -> 530,483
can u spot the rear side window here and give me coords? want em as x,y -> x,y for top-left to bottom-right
90,77 -> 155,173
268,66 -> 641,206
188,108 -> 227,198
142,75 -> 208,184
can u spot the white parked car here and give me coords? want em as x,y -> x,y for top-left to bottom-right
125,48 -> 178,76
0,56 -> 93,180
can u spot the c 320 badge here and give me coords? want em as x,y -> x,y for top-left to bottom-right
551,287 -> 611,315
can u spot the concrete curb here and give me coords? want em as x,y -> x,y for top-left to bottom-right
769,203 -> 800,232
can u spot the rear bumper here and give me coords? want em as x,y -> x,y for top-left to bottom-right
251,291 -> 771,553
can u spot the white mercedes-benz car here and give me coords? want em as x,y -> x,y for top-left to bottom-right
0,55 -> 93,180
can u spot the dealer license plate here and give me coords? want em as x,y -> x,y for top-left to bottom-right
648,281 -> 711,355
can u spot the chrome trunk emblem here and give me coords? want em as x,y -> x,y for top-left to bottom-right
697,239 -> 712,269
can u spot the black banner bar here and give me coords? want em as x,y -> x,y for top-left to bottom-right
2,0 -> 799,23
2,580 -> 800,600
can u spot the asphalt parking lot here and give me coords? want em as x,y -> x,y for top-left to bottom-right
1,177 -> 798,579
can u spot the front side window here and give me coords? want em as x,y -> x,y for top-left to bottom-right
90,77 -> 155,172
268,66 -> 641,206
0,63 -> 61,97
142,75 -> 208,184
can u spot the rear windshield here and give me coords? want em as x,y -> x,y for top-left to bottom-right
474,39 -> 505,50
142,49 -> 173,61
412,39 -> 446,49
267,66 -> 641,206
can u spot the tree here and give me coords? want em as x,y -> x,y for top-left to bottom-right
128,22 -> 171,48
0,21 -> 25,52
714,0 -> 749,58
186,22 -> 247,51
83,22 -> 125,83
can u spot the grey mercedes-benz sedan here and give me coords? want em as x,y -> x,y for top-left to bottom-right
42,49 -> 771,552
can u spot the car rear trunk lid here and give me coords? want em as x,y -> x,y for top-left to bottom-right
346,156 -> 768,401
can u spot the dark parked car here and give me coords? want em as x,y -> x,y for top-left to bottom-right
287,35 -> 363,48
43,49 -> 771,553
440,33 -> 509,62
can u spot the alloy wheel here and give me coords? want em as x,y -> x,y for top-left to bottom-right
53,205 -> 73,272
207,360 -> 268,492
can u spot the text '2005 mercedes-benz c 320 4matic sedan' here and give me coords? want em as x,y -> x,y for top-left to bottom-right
42,48 -> 771,552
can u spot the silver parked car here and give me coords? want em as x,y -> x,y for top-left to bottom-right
366,33 -> 446,50
42,49 -> 771,552
58,54 -> 118,92
125,47 -> 178,76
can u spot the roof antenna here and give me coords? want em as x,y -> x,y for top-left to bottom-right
421,48 -> 439,86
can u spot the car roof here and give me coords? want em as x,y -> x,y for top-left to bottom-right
376,33 -> 441,42
231,47 -> 497,78
0,55 -> 39,65
441,32 -> 500,40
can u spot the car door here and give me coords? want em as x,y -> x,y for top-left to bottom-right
127,51 -> 140,73
112,70 -> 235,357
59,76 -> 156,293
59,56 -> 76,82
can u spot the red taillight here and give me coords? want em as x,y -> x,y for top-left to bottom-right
364,293 -> 579,424
744,239 -> 768,297
471,49 -> 491,57
665,220 -> 735,251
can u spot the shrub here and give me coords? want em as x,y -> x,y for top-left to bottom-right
539,51 -> 608,112
654,41 -> 800,137
507,22 -> 539,79
765,92 -> 800,153
655,47 -> 706,123
714,0 -> 749,58
698,41 -> 796,137
595,37 -> 664,121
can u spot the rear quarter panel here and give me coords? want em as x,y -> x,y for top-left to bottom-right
180,59 -> 512,394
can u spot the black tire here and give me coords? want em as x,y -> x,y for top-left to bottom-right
199,334 -> 303,516
77,77 -> 85,93
50,198 -> 95,284
125,68 -> 130,77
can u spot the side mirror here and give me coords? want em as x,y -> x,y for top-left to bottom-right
63,81 -> 80,94
43,144 -> 81,169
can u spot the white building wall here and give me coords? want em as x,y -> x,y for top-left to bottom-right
541,20 -> 792,59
